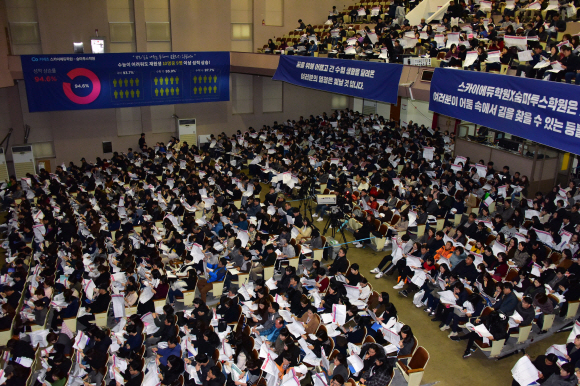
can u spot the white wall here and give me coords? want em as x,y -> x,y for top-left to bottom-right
353,98 -> 363,114
406,0 -> 451,25
377,102 -> 391,119
352,98 -> 392,118
400,98 -> 433,128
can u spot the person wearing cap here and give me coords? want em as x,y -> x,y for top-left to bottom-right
293,364 -> 312,386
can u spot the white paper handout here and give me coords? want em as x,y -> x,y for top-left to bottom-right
511,356 -> 539,386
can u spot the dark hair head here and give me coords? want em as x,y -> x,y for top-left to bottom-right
400,325 -> 413,342
195,353 -> 209,363
546,353 -> 558,364
167,355 -> 184,373
332,375 -> 345,384
163,304 -> 174,315
561,362 -> 574,374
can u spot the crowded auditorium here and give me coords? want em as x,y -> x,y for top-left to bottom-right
0,1 -> 579,386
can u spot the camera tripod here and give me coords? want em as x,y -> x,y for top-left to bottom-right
296,177 -> 317,223
297,195 -> 315,223
322,210 -> 349,249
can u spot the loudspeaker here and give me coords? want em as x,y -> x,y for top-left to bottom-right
102,141 -> 112,153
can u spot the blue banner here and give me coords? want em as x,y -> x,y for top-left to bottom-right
21,52 -> 230,112
272,56 -> 403,104
429,68 -> 580,154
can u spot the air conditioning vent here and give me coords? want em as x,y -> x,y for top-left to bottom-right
12,145 -> 32,153
11,145 -> 35,179
177,118 -> 197,147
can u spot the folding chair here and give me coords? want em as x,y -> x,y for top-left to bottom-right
510,324 -> 532,344
396,347 -> 429,386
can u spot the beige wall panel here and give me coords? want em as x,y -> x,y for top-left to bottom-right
170,0 -> 231,52
36,0 -> 109,54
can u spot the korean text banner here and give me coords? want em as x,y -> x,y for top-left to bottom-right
272,55 -> 403,104
21,52 -> 230,112
429,68 -> 580,155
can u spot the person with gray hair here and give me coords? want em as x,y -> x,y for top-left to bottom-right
274,237 -> 296,270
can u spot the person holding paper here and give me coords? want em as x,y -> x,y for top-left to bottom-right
145,315 -> 177,351
514,353 -> 559,386
433,282 -> 468,327
78,284 -> 111,330
356,343 -> 385,379
45,353 -> 72,385
80,347 -> 108,384
275,336 -> 301,367
372,292 -> 398,323
311,268 -> 329,294
295,306 -> 319,335
111,360 -> 143,386
196,257 -> 227,302
184,352 -> 215,385
260,316 -> 285,344
40,368 -> 67,386
493,283 -> 519,316
250,245 -> 276,282
509,296 -> 536,333
274,352 -> 294,380
358,355 -> 392,386
117,323 -> 144,358
152,336 -> 181,370
450,254 -> 479,284
168,269 -> 197,305
233,359 -> 262,386
319,284 -> 341,313
451,310 -> 509,358
252,302 -> 278,333
159,356 -> 185,386
304,329 -> 332,358
518,43 -> 550,78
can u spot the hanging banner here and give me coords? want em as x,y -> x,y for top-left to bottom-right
20,52 -> 230,112
272,55 -> 403,104
429,68 -> 580,155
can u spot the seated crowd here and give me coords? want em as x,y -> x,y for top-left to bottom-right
263,2 -> 580,84
0,107 -> 578,386
0,112 -> 434,386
